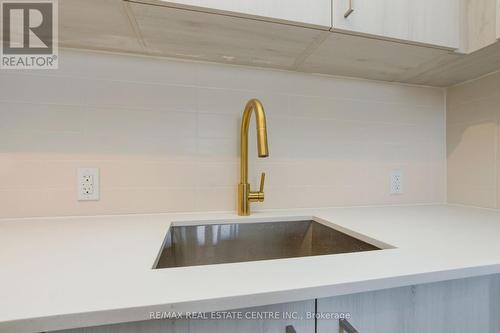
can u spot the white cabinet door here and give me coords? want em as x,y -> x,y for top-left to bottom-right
333,0 -> 410,42
144,0 -> 332,29
408,0 -> 459,49
332,0 -> 459,49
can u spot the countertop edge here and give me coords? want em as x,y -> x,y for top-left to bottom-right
3,263 -> 500,333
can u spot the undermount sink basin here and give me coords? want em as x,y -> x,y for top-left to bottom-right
154,219 -> 382,269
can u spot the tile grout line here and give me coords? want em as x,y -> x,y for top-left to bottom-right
496,119 -> 499,208
444,88 -> 448,204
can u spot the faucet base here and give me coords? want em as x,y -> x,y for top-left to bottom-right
238,183 -> 250,216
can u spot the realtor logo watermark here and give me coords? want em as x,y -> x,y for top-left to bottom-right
1,0 -> 58,69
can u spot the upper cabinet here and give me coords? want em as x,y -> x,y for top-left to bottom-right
460,0 -> 498,53
59,0 -> 500,87
139,0 -> 332,29
332,0 -> 460,49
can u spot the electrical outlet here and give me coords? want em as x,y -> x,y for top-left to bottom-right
390,170 -> 403,195
78,168 -> 99,201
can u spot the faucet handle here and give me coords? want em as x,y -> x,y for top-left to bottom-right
247,172 -> 266,202
259,172 -> 266,193
248,173 -> 266,203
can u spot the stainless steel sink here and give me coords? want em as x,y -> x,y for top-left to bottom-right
154,220 -> 381,269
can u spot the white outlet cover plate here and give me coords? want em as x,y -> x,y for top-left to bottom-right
390,170 -> 403,195
77,168 -> 100,201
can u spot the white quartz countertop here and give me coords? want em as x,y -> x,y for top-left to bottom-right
1,204 -> 500,332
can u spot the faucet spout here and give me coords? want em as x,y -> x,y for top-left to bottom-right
238,99 -> 269,216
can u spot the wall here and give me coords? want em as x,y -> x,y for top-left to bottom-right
0,50 -> 446,218
447,70 -> 500,208
497,0 -> 500,39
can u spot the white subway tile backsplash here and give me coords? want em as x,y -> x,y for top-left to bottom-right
447,95 -> 500,126
195,187 -> 235,212
0,158 -> 51,190
196,63 -> 291,92
0,130 -> 86,154
0,188 -> 56,217
195,162 -> 238,187
0,158 -> 81,190
0,74 -> 87,105
497,189 -> 500,209
86,80 -> 197,111
197,113 -> 239,139
447,73 -> 500,108
447,71 -> 500,209
85,107 -> 197,139
448,185 -> 497,209
62,50 -> 199,85
0,102 -> 85,133
447,123 -> 497,190
197,61 -> 444,107
196,87 -> 287,116
197,137 -> 238,158
289,96 -> 444,129
196,88 -> 253,114
99,161 -> 198,188
18,187 -> 199,217
0,49 -> 446,218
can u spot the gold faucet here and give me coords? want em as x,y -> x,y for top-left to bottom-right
238,99 -> 269,216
